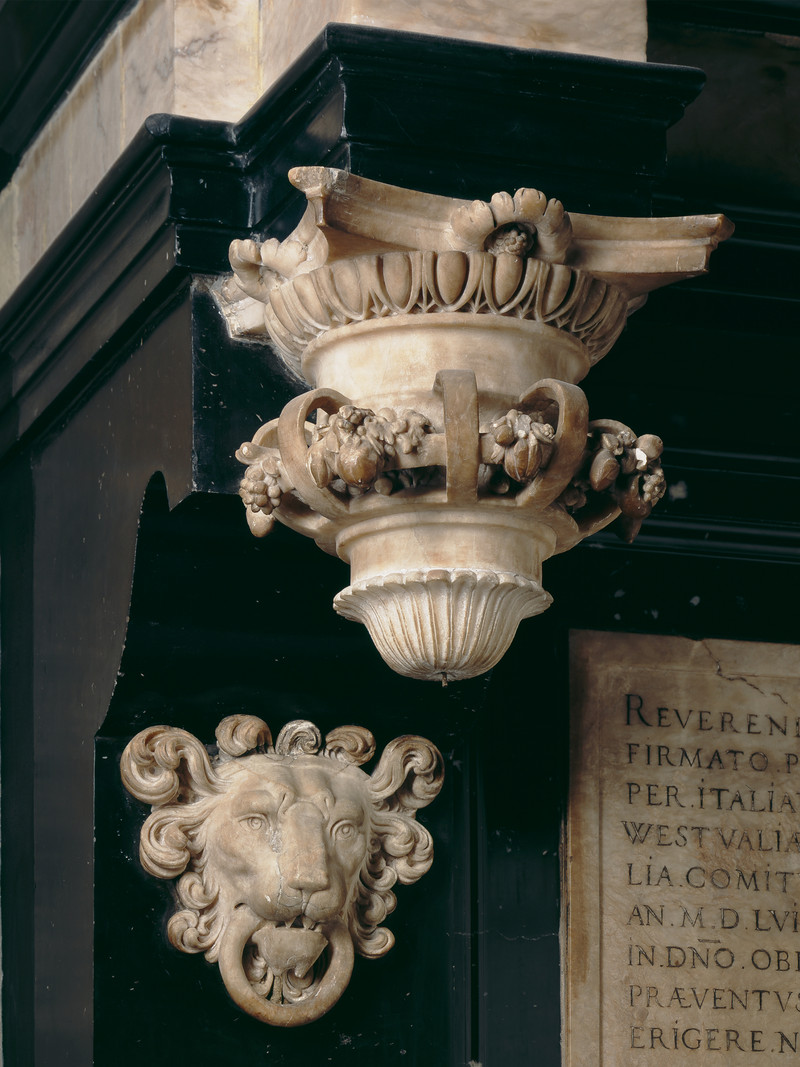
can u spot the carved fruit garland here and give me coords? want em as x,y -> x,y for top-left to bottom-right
561,421 -> 666,543
237,397 -> 659,540
307,406 -> 433,493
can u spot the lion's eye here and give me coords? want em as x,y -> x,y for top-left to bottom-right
243,815 -> 268,832
333,821 -> 357,841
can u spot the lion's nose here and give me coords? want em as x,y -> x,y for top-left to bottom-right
280,804 -> 330,894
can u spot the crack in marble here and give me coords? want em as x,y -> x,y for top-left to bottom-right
700,639 -> 791,707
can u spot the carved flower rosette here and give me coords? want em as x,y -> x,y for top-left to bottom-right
222,168 -> 732,682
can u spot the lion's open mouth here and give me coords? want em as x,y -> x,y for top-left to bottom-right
250,920 -> 328,979
272,914 -> 319,931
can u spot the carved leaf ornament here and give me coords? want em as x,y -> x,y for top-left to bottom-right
236,249 -> 630,369
121,716 -> 444,1026
223,168 -> 731,681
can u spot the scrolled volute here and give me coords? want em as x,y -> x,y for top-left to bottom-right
120,724 -> 222,806
324,725 -> 376,766
215,714 -> 273,759
368,735 -> 445,813
274,719 -> 322,755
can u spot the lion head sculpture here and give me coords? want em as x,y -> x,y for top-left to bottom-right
120,715 -> 444,1026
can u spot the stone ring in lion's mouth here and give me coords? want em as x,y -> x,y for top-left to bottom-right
218,904 -> 354,1027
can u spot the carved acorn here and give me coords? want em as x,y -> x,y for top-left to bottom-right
492,421 -> 515,447
308,445 -> 334,488
589,448 -> 620,492
487,409 -> 555,484
504,436 -> 543,483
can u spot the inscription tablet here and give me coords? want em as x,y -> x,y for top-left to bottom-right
566,633 -> 800,1064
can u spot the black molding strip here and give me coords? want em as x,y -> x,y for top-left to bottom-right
0,0 -> 135,188
648,0 -> 800,37
652,193 -> 800,305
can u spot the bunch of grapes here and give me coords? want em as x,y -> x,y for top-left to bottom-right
642,469 -> 666,505
239,462 -> 281,515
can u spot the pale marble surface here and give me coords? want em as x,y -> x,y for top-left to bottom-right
567,632 -> 800,1064
69,31 -> 123,219
0,184 -> 18,305
262,0 -> 647,84
173,0 -> 261,122
261,0 -> 348,91
15,26 -> 122,283
350,0 -> 647,62
9,145 -> 45,299
121,0 -> 175,144
16,125 -> 70,282
43,115 -> 74,272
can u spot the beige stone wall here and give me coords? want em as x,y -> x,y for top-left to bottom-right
263,0 -> 648,93
0,0 -> 647,308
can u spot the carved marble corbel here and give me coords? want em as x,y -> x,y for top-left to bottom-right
120,716 -> 443,1026
219,168 -> 733,682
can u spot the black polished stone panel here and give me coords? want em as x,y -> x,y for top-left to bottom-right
649,16 -> 800,212
648,0 -> 800,37
190,284 -> 304,495
0,453 -> 35,1066
1,294 -> 197,1064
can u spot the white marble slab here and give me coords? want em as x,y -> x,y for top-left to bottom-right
69,30 -> 123,217
0,184 -> 19,308
16,125 -> 69,281
173,0 -> 260,122
260,0 -> 348,92
349,0 -> 647,62
567,632 -> 800,1065
121,0 -> 175,144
